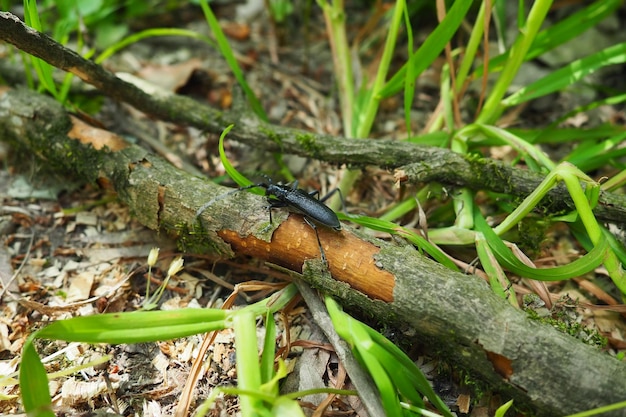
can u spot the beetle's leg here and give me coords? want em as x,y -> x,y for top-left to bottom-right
266,198 -> 288,224
319,188 -> 347,213
303,217 -> 327,264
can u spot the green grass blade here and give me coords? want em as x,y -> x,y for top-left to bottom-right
216,124 -> 279,206
470,124 -> 555,170
466,125 -> 626,147
397,228 -> 459,271
23,0 -> 59,99
550,93 -> 626,130
217,124 -> 266,194
318,0 -> 355,135
529,0 -> 621,59
360,338 -> 425,409
360,324 -> 453,417
474,207 -> 607,280
260,310 -> 277,385
475,232 -> 518,307
441,63 -> 454,132
477,0 -> 553,124
198,0 -> 268,122
503,42 -> 626,107
492,0 -> 507,47
326,297 -> 453,417
455,0 -> 489,94
403,2 -> 416,138
219,124 -> 254,188
495,400 -> 514,417
572,220 -> 626,269
474,0 -> 621,77
378,196 -> 417,222
96,28 -> 216,64
404,130 -> 450,147
354,0 -> 405,138
261,359 -> 290,398
236,284 -> 299,318
358,347 -> 403,416
380,0 -> 473,98
232,310 -> 264,414
19,335 -> 54,417
35,309 -> 227,344
565,132 -> 626,171
564,400 -> 626,417
271,396 -> 307,417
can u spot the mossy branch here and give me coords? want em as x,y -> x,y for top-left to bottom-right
0,11 -> 625,225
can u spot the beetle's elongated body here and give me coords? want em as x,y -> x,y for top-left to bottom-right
263,182 -> 341,231
196,179 -> 343,264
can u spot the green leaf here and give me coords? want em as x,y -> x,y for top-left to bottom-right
468,123 -> 555,170
403,2 -> 416,138
477,0 -> 553,124
354,0 -> 405,138
404,131 -> 450,147
572,222 -> 626,271
23,0 -> 59,99
356,344 -> 404,416
94,21 -> 129,49
96,28 -> 216,64
326,297 -> 454,417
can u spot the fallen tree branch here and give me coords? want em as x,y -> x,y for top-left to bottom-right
2,87 -> 625,416
1,11 -> 626,226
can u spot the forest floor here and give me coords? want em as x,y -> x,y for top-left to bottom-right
2,2 -> 626,416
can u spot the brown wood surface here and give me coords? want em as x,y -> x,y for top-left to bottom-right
219,215 -> 395,302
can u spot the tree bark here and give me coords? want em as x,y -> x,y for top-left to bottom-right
1,88 -> 625,416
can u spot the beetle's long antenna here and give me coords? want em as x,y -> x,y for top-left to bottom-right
196,184 -> 260,219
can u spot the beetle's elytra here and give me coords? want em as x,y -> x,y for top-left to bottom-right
263,182 -> 342,231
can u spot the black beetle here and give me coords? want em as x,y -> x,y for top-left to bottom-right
196,178 -> 343,263
259,181 -> 342,230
